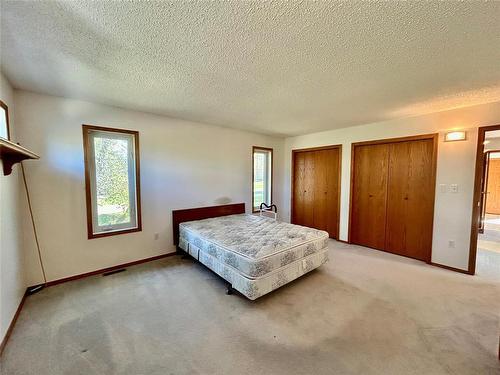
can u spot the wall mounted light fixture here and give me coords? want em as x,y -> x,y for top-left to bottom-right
444,131 -> 466,142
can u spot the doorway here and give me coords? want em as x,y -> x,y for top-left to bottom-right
470,125 -> 500,277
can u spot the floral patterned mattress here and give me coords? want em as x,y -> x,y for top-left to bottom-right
179,214 -> 329,279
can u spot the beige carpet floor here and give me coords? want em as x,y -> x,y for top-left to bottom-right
1,241 -> 499,375
478,240 -> 500,254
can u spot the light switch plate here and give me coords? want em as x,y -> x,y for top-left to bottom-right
450,184 -> 458,193
439,184 -> 447,193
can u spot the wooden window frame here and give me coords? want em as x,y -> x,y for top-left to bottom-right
252,146 -> 273,213
82,124 -> 142,239
0,100 -> 11,140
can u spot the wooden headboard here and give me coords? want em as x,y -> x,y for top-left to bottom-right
172,203 -> 245,246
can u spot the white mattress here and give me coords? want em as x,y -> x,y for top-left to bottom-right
198,246 -> 329,300
179,214 -> 329,279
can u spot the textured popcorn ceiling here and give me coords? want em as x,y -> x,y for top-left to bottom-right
1,1 -> 500,136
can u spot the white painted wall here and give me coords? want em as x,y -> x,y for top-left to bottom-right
284,101 -> 500,271
14,90 -> 285,285
0,72 -> 26,343
8,87 -> 500,290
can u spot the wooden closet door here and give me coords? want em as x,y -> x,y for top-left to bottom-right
292,151 -> 306,225
292,147 -> 340,238
313,150 -> 328,231
292,151 -> 315,227
312,148 -> 340,238
486,158 -> 500,214
325,148 -> 340,238
350,144 -> 389,249
385,139 -> 434,261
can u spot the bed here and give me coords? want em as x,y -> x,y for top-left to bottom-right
172,203 -> 329,300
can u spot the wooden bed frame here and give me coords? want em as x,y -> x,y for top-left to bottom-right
172,203 -> 246,247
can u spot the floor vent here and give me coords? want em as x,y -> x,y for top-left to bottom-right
102,268 -> 126,277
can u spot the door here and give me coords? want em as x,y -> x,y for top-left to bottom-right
292,150 -> 315,228
350,143 -> 390,249
292,146 -> 340,238
385,139 -> 435,261
312,148 -> 340,235
485,156 -> 500,214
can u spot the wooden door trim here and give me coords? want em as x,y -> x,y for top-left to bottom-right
290,144 -> 342,239
348,133 -> 439,264
292,144 -> 342,153
479,152 -> 491,233
350,133 -> 438,147
469,124 -> 500,275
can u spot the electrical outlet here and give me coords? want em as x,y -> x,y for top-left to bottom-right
154,233 -> 159,240
448,240 -> 455,248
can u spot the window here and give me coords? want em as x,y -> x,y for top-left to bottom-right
0,100 -> 10,140
252,146 -> 273,212
83,125 -> 141,239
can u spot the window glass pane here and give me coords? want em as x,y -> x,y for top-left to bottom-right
94,135 -> 132,227
254,152 -> 265,208
84,126 -> 140,238
0,106 -> 8,139
253,148 -> 272,210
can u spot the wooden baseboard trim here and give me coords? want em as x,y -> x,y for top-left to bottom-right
45,252 -> 177,287
0,289 -> 28,357
430,262 -> 472,275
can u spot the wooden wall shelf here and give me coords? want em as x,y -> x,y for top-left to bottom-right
0,139 -> 39,176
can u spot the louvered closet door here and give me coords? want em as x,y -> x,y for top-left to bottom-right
385,139 -> 435,261
350,144 -> 390,249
